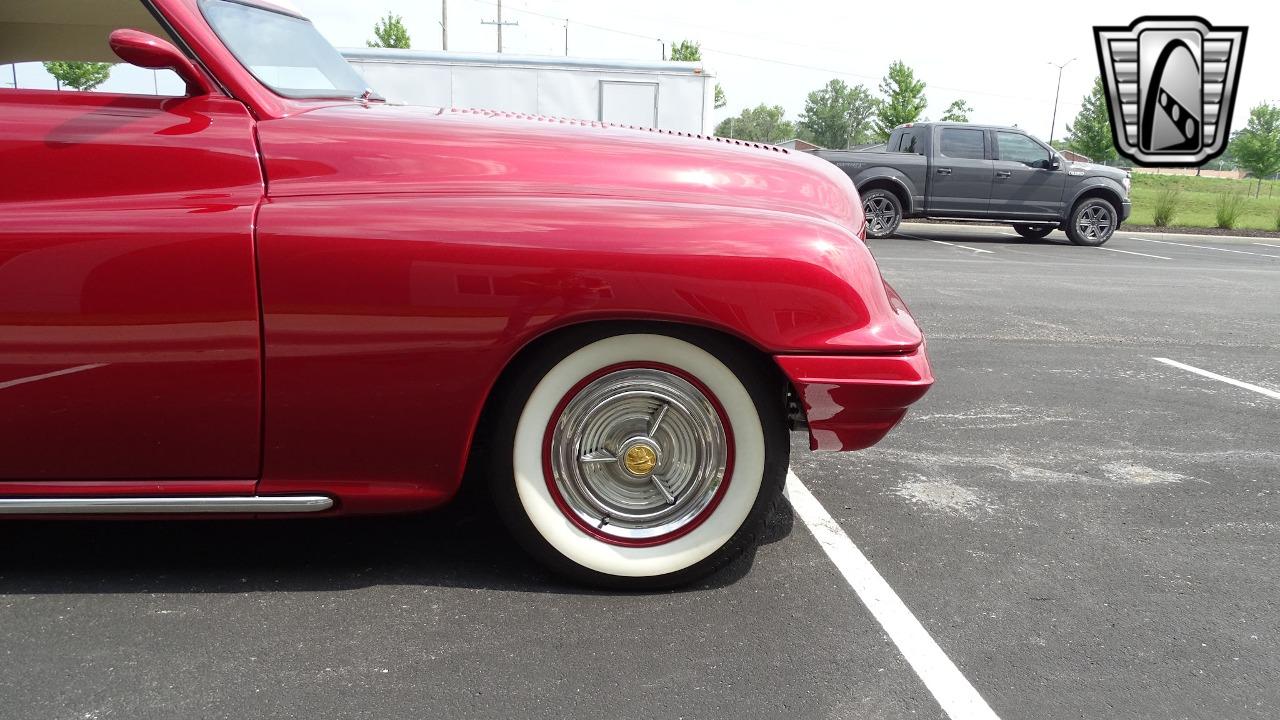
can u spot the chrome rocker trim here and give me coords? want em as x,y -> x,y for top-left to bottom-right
0,496 -> 334,514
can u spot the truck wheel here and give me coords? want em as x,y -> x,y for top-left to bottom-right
490,327 -> 789,590
862,189 -> 903,239
1066,198 -> 1117,246
1013,224 -> 1054,240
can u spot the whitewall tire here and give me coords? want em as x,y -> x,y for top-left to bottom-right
489,326 -> 788,589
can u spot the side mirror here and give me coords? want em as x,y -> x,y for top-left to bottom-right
109,29 -> 213,97
1049,155 -> 1062,171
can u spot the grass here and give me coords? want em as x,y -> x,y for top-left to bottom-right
1128,174 -> 1280,231
1215,193 -> 1246,229
1151,185 -> 1180,227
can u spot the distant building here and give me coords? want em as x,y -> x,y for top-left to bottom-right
1060,149 -> 1092,163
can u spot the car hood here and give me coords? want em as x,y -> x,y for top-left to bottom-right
256,103 -> 864,233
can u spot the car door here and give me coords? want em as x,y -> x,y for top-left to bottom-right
0,79 -> 264,479
927,126 -> 993,216
990,130 -> 1068,219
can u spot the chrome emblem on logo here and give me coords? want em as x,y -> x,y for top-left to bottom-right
1094,16 -> 1247,166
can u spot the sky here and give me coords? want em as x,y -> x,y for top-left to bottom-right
7,0 -> 1277,141
291,0 -> 1278,140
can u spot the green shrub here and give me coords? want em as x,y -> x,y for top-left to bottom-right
1274,204 -> 1280,232
1215,193 -> 1246,229
1151,185 -> 1181,227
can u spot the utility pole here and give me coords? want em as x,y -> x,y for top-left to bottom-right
481,0 -> 517,54
564,18 -> 569,56
1047,57 -> 1076,145
442,0 -> 449,51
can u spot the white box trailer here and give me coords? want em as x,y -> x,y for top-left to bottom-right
341,48 -> 716,135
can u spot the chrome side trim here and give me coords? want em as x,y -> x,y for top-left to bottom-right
0,496 -> 334,515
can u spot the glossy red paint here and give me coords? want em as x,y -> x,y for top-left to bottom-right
775,349 -> 934,452
0,0 -> 932,514
0,89 -> 263,481
257,104 -> 861,233
252,195 -> 918,512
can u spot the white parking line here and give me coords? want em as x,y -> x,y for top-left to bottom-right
786,471 -> 1001,720
1254,242 -> 1280,249
1153,358 -> 1280,401
1133,238 -> 1280,259
927,240 -> 995,255
1097,246 -> 1171,260
0,363 -> 108,391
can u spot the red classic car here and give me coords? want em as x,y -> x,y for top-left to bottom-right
0,0 -> 932,587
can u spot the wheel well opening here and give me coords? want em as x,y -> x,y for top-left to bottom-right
461,320 -> 793,493
858,180 -> 909,215
1071,188 -> 1122,216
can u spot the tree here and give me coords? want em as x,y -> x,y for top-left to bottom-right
714,104 -> 796,144
42,61 -> 112,91
669,39 -> 727,113
941,99 -> 973,123
873,61 -> 927,140
797,79 -> 877,149
669,39 -> 700,62
1065,77 -> 1117,164
367,13 -> 411,49
1229,103 -> 1280,197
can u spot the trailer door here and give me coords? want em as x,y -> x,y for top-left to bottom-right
600,80 -> 658,128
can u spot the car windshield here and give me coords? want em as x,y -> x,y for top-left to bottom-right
200,0 -> 378,100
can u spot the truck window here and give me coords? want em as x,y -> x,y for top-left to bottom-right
939,128 -> 985,159
897,130 -> 922,154
996,132 -> 1051,167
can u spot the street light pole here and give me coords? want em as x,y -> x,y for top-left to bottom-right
1048,57 -> 1076,145
440,0 -> 448,51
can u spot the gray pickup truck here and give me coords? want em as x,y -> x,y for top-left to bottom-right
816,122 -> 1132,246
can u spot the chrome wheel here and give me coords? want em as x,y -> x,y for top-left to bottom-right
1075,204 -> 1113,242
864,195 -> 900,236
548,366 -> 730,543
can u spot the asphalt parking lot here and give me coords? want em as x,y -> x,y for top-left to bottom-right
2,221 -> 1277,720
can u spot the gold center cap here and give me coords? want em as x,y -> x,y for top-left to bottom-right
623,444 -> 658,476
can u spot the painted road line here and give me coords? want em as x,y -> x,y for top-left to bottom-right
927,239 -> 995,255
1097,246 -> 1171,260
0,363 -> 108,391
1153,358 -> 1280,401
785,471 -> 1001,720
1133,238 -> 1280,259
1254,242 -> 1280,249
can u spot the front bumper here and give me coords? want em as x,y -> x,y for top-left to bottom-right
775,347 -> 933,452
1120,199 -> 1132,222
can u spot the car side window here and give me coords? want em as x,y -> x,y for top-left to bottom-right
899,130 -> 921,154
939,128 -> 985,160
997,132 -> 1051,167
0,0 -> 184,96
